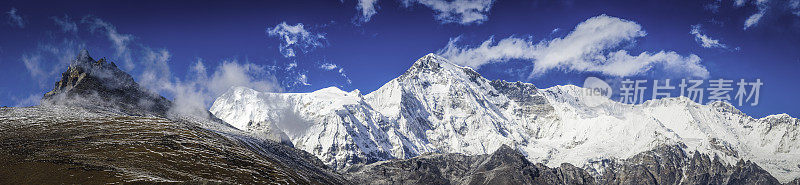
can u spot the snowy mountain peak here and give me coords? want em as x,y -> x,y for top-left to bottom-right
759,113 -> 797,124
417,53 -> 447,65
225,86 -> 258,97
403,53 -> 448,75
763,113 -> 793,120
313,86 -> 347,95
401,53 -> 478,80
211,54 -> 800,182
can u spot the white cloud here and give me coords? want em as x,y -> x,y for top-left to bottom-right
22,54 -> 45,78
744,8 -> 766,30
320,63 -> 338,70
319,62 -> 352,84
267,22 -> 326,58
82,16 -> 135,71
6,7 -> 24,28
208,61 -> 278,96
727,0 -> 800,30
189,60 -> 278,117
794,0 -> 800,15
151,57 -> 280,118
339,68 -> 353,84
12,94 -> 40,107
15,14 -> 282,118
21,39 -> 85,86
736,0 -> 748,7
138,48 -> 173,93
137,52 -> 281,117
356,0 -> 380,22
438,14 -> 710,78
706,2 -> 721,13
191,58 -> 208,79
297,73 -> 311,86
690,24 -> 727,48
403,0 -> 495,25
286,62 -> 298,70
51,15 -> 78,33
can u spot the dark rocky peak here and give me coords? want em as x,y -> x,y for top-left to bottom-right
490,144 -> 520,156
490,80 -> 539,97
76,49 -> 93,64
41,50 -> 171,116
728,159 -> 781,184
474,145 -> 530,172
346,144 -> 785,185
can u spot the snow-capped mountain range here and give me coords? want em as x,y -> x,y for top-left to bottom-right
210,53 -> 800,182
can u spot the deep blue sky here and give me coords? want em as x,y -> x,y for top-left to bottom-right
1,0 -> 798,117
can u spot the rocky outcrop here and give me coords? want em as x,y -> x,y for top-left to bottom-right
344,145 -> 595,185
212,53 -> 800,183
594,145 -> 780,185
1,50 -> 348,184
42,50 -> 170,116
346,144 -> 783,185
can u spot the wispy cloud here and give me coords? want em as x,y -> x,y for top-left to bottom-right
6,7 -> 24,28
207,60 -> 278,96
16,14 -> 283,117
402,0 -> 495,25
51,15 -> 78,33
794,0 -> 800,15
286,62 -> 298,70
347,0 -> 494,24
21,39 -> 86,86
22,54 -> 45,79
706,2 -> 721,13
136,49 -> 281,117
690,24 -> 728,48
82,16 -> 135,71
438,14 -> 709,78
356,0 -> 380,23
297,73 -> 311,86
138,47 -> 173,93
319,62 -> 352,84
744,8 -> 766,30
320,63 -> 338,70
267,22 -> 326,58
723,0 -> 800,30
338,68 -> 352,84
12,94 -> 40,107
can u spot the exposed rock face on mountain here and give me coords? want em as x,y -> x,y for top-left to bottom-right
211,53 -> 800,183
596,145 -> 781,185
42,50 -> 170,116
346,144 -> 782,185
345,145 -> 595,185
212,54 -> 558,170
0,50 -> 347,184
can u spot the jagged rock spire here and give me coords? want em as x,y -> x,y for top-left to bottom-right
42,50 -> 171,116
76,49 -> 92,63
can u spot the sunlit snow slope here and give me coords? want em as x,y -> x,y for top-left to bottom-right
210,53 -> 800,182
